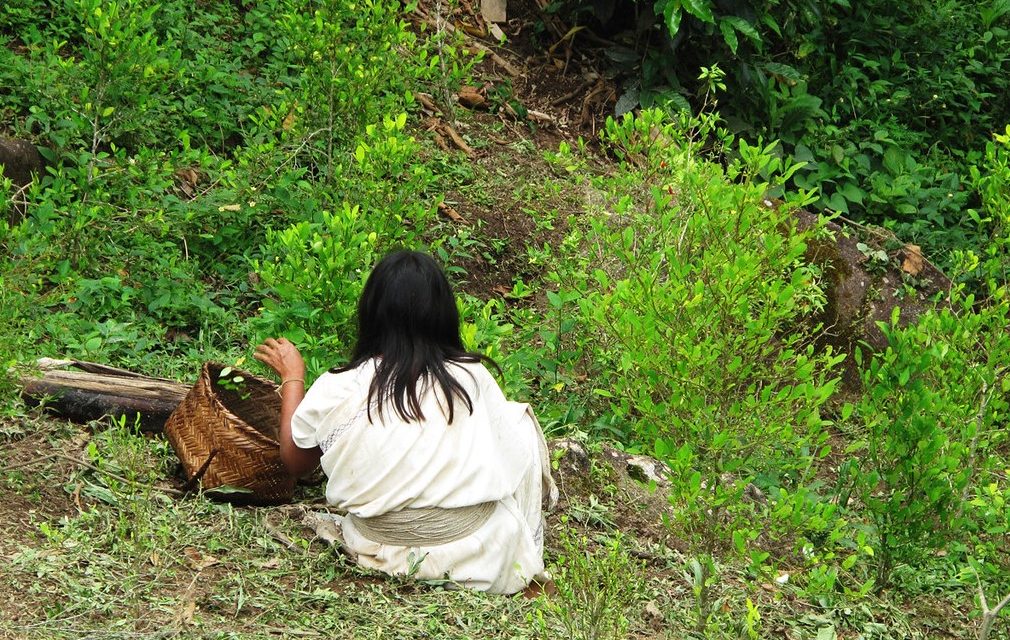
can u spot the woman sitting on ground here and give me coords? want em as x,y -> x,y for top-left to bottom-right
255,250 -> 556,595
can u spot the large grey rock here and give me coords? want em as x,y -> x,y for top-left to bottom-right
600,448 -> 670,488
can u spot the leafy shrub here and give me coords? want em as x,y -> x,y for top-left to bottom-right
544,109 -> 843,632
963,477 -> 1010,640
276,0 -> 418,181
580,107 -> 839,493
957,126 -> 1010,288
249,112 -> 439,377
251,202 -> 379,374
23,0 -> 181,159
853,288 -> 1010,586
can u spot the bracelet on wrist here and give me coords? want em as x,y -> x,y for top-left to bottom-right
277,378 -> 305,395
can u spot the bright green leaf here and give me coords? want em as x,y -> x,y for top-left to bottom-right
681,0 -> 715,23
719,20 -> 739,54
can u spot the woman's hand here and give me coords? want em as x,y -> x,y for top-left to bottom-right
254,337 -> 306,382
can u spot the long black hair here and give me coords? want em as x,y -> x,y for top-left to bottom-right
334,250 -> 497,424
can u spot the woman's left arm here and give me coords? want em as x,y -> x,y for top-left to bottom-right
254,337 -> 322,477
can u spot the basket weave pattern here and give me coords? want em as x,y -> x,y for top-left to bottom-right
165,362 -> 294,505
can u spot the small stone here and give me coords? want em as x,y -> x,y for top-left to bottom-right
550,438 -> 590,475
626,455 -> 668,486
644,600 -> 664,621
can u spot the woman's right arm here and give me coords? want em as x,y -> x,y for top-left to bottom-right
254,337 -> 322,477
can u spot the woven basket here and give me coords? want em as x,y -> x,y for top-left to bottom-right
164,362 -> 294,505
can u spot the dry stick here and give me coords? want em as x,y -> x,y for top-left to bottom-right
974,565 -> 1010,640
526,109 -> 555,124
412,8 -> 521,77
262,512 -> 306,554
550,76 -> 597,107
465,43 -> 522,78
440,123 -> 475,156
7,180 -> 32,223
53,452 -> 187,497
263,627 -> 320,637
414,92 -> 443,115
0,453 -> 58,473
532,0 -> 567,40
580,80 -> 609,128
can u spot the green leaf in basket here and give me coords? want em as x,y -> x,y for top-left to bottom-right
231,376 -> 245,383
219,367 -> 233,378
208,485 -> 253,494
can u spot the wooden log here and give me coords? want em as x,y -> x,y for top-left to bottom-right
20,362 -> 190,432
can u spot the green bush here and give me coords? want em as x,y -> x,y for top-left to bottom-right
276,0 -> 419,182
853,287 -> 1010,586
957,126 -> 1010,288
573,107 -> 840,501
542,109 -> 844,631
23,0 -> 180,159
249,113 -> 439,377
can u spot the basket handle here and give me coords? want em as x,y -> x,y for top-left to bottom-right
183,448 -> 219,492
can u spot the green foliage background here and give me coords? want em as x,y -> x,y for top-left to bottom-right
2,0 -> 1010,636
556,0 -> 1010,268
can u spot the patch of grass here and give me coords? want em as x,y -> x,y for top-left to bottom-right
0,417 -> 672,639
0,414 -> 990,639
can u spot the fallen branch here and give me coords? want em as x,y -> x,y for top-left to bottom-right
975,565 -> 1010,640
527,109 -> 555,124
414,92 -> 443,115
0,453 -> 58,473
550,75 -> 598,107
532,0 -> 567,40
19,360 -> 189,432
55,452 -> 187,497
440,122 -> 476,156
437,201 -> 467,224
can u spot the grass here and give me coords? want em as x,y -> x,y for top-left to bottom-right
0,401 -> 991,639
0,408 -> 683,639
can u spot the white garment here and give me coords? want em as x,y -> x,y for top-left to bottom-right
291,359 -> 555,594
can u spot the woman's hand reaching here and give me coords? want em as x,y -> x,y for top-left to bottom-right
253,337 -> 319,477
254,337 -> 306,383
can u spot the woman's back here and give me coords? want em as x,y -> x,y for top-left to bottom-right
256,250 -> 554,593
291,359 -> 553,593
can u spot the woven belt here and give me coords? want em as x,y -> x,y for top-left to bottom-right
347,501 -> 496,547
